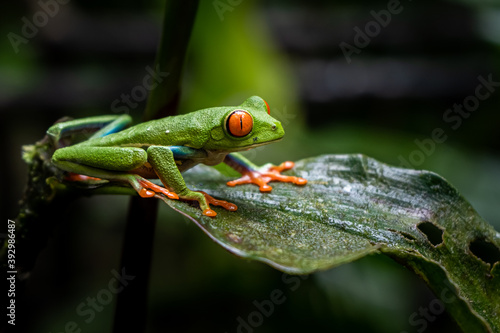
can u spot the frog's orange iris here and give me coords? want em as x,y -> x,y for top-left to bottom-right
227,110 -> 253,137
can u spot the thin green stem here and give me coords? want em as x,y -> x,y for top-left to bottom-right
144,1 -> 199,120
113,1 -> 199,333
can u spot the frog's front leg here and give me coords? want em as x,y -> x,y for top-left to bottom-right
147,146 -> 237,217
224,153 -> 307,192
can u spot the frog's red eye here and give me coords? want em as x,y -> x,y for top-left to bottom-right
227,110 -> 253,137
264,99 -> 270,115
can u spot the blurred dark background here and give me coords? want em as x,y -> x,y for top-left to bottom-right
2,0 -> 499,332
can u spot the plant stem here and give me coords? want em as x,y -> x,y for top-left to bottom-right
112,1 -> 199,332
144,1 -> 200,120
112,197 -> 158,333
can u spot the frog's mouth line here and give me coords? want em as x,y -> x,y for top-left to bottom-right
234,137 -> 283,151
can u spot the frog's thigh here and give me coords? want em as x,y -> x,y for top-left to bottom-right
53,146 -> 147,173
146,146 -> 190,194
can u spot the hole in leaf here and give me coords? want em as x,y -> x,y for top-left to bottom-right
469,238 -> 500,267
417,221 -> 443,246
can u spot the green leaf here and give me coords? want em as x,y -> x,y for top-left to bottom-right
160,154 -> 500,332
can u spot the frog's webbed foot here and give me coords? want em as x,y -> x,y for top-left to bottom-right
198,191 -> 238,217
227,161 -> 307,192
63,172 -> 233,217
69,173 -> 179,200
136,178 -> 179,200
179,191 -> 238,217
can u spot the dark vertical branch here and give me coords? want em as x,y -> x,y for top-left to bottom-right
112,197 -> 158,333
144,1 -> 200,120
112,1 -> 199,333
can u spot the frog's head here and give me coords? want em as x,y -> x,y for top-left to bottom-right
206,96 -> 285,151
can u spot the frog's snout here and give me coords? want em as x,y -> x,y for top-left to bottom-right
272,121 -> 285,137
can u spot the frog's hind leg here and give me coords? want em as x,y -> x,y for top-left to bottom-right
47,114 -> 132,147
88,115 -> 133,139
52,145 -> 178,199
65,165 -> 179,200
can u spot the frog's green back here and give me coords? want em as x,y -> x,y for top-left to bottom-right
77,96 -> 284,152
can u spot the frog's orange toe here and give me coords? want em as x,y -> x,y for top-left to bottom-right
259,184 -> 273,192
203,208 -> 217,217
226,179 -> 244,187
227,161 -> 307,191
270,161 -> 295,172
139,188 -> 155,198
295,177 -> 308,185
198,191 -> 238,212
137,179 -> 179,200
165,191 -> 179,200
226,203 -> 238,211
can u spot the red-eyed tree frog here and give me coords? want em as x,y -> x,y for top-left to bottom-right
48,96 -> 307,217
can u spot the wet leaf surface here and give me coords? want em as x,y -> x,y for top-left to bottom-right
160,154 -> 499,332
